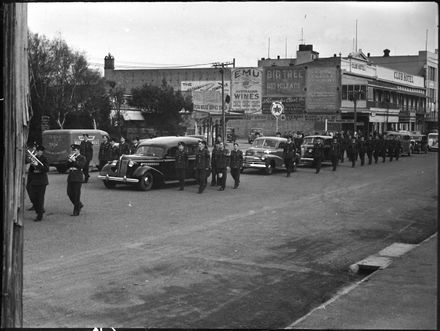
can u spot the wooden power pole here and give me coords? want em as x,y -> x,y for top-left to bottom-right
1,3 -> 29,327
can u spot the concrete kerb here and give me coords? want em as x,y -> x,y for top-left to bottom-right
285,232 -> 438,329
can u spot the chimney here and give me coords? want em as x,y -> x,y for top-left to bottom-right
277,55 -> 280,59
367,52 -> 370,57
383,49 -> 390,57
104,53 -> 115,70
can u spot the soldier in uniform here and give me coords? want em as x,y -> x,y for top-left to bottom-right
388,136 -> 394,162
119,136 -> 131,155
313,138 -> 324,174
341,131 -> 350,163
194,140 -> 210,194
210,140 -> 220,186
357,135 -> 367,166
214,141 -> 229,191
329,137 -> 340,171
27,145 -> 49,222
366,135 -> 374,165
229,142 -> 243,189
394,136 -> 401,161
175,141 -> 188,191
347,137 -> 358,168
283,135 -> 296,177
98,135 -> 111,170
372,134 -> 380,164
66,144 -> 87,216
80,133 -> 93,183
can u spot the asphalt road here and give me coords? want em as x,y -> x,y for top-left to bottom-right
23,149 -> 438,328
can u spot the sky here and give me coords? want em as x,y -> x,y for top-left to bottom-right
27,2 -> 438,72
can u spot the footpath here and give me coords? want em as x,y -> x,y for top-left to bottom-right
288,233 -> 437,330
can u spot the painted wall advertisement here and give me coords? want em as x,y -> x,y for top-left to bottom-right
262,67 -> 306,115
231,68 -> 262,114
306,66 -> 340,113
181,81 -> 230,114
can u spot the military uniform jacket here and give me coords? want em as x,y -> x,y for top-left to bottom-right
347,142 -> 358,157
80,141 -> 93,161
28,155 -> 49,186
214,149 -> 229,169
329,142 -> 340,158
195,148 -> 210,169
67,154 -> 87,183
230,149 -> 243,169
357,141 -> 367,154
313,143 -> 324,160
175,150 -> 188,169
110,145 -> 120,160
211,146 -> 219,168
283,142 -> 296,159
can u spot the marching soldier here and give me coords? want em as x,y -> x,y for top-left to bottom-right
366,135 -> 374,165
388,137 -> 394,162
341,132 -> 350,163
27,145 -> 49,222
175,141 -> 188,191
329,137 -> 340,171
66,144 -> 87,216
283,135 -> 296,177
214,141 -> 229,191
98,135 -> 111,170
378,134 -> 387,163
211,140 -> 220,186
358,136 -> 367,166
394,136 -> 401,161
80,133 -> 93,183
347,137 -> 358,168
313,138 -> 324,174
194,140 -> 210,194
229,142 -> 243,189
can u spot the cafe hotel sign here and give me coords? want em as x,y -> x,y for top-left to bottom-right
342,58 -> 424,88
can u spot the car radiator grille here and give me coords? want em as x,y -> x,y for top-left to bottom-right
118,159 -> 129,175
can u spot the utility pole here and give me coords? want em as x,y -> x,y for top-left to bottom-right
213,60 -> 234,143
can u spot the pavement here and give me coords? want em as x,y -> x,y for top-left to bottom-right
287,233 -> 438,330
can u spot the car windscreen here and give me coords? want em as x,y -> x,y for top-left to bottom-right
302,137 -> 315,145
135,145 -> 166,157
252,138 -> 265,148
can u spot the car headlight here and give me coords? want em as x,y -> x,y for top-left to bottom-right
110,160 -> 117,166
264,150 -> 270,154
261,156 -> 266,160
128,160 -> 136,167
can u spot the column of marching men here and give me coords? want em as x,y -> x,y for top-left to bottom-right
25,130 -> 407,220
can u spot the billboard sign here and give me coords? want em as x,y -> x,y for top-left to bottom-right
306,66 -> 340,113
231,68 -> 262,114
181,81 -> 230,115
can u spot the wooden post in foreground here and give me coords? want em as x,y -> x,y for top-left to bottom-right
1,3 -> 30,327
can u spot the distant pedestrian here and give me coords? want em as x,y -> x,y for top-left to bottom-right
194,140 -> 210,194
119,136 -> 131,155
79,133 -> 93,183
229,142 -> 243,189
366,135 -> 374,165
175,141 -> 188,191
109,137 -> 120,160
132,137 -> 140,153
211,140 -> 220,186
66,144 -> 86,216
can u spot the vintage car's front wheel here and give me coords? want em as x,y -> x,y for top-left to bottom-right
103,180 -> 116,189
138,172 -> 154,191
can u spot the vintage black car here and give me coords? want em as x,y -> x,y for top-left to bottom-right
299,135 -> 333,164
242,136 -> 299,175
98,136 -> 203,191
